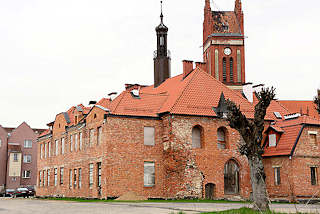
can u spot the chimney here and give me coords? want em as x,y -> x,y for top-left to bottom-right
195,62 -> 206,72
183,60 -> 194,79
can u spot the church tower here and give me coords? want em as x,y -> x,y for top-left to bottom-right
203,0 -> 245,89
154,1 -> 171,88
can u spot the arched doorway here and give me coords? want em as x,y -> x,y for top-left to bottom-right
224,160 -> 240,195
205,183 -> 215,200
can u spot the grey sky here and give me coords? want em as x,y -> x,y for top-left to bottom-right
0,0 -> 319,128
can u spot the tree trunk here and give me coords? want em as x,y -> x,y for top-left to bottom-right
248,155 -> 269,211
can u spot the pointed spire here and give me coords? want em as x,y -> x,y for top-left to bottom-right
160,1 -> 164,23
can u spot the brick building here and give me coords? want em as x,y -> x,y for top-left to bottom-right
37,0 -> 319,201
0,122 -> 45,192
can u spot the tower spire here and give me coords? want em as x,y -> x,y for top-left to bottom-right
160,1 -> 163,23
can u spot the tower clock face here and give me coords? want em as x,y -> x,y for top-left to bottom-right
224,48 -> 232,56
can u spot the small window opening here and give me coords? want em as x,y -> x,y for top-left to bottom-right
274,167 -> 281,186
311,167 -> 318,186
192,126 -> 202,148
217,127 -> 227,149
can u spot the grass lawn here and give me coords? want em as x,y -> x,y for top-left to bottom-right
173,207 -> 307,214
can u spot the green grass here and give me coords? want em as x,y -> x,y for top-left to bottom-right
199,207 -> 306,214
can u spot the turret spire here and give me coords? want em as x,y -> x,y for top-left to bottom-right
160,1 -> 163,23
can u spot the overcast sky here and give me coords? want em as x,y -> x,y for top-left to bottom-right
0,0 -> 319,128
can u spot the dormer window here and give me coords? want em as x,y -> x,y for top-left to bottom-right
269,134 -> 277,147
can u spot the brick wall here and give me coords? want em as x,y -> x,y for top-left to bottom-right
0,126 -> 8,189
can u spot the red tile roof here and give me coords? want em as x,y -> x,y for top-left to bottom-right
263,115 -> 320,157
279,100 -> 319,119
109,68 -> 257,118
38,129 -> 51,137
97,98 -> 112,109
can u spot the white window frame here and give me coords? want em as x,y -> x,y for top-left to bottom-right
23,155 -> 32,163
74,133 -> 78,151
61,138 -> 65,154
0,139 -> 2,147
79,132 -> 83,150
54,168 -> 58,186
89,164 -> 94,187
70,135 -> 73,152
24,140 -> 32,148
47,169 -> 50,186
23,170 -> 31,178
269,134 -> 277,147
78,168 -> 82,188
40,144 -> 43,159
13,153 -> 18,162
144,162 -> 155,187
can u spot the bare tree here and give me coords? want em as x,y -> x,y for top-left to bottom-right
314,89 -> 320,115
226,87 -> 275,211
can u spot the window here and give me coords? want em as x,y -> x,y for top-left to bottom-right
89,163 -> 94,187
54,168 -> 57,186
24,140 -> 32,148
217,127 -> 227,149
44,143 -> 47,158
269,134 -> 277,147
274,167 -> 281,186
0,139 -> 2,147
39,171 -> 42,187
61,138 -> 65,154
160,36 -> 164,46
97,162 -> 101,187
89,129 -> 94,146
23,155 -> 32,163
74,169 -> 77,188
230,57 -> 234,82
144,127 -> 155,146
43,170 -> 46,186
78,168 -> 82,188
192,126 -> 202,148
13,153 -> 18,162
70,135 -> 73,152
40,144 -> 43,159
74,134 -> 78,151
47,169 -> 50,186
144,162 -> 155,187
48,142 -> 51,157
311,167 -> 318,186
69,169 -> 72,189
310,134 -> 317,145
223,57 -> 227,82
55,140 -> 59,155
97,127 -> 102,145
79,133 -> 83,150
60,167 -> 64,185
23,170 -> 31,178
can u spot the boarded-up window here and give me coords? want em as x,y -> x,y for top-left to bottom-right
144,162 -> 155,186
55,140 -> 59,156
274,167 -> 281,185
269,134 -> 277,147
61,138 -> 65,154
74,134 -> 78,151
89,129 -> 94,146
144,127 -> 155,146
311,167 -> 318,186
70,135 -> 73,152
217,127 -> 226,149
97,127 -> 102,145
192,126 -> 202,148
79,132 -> 83,150
310,134 -> 317,145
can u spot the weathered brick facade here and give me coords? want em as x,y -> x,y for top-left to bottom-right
36,0 -> 320,202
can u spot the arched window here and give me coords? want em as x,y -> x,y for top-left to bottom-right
192,126 -> 202,148
230,57 -> 234,83
217,127 -> 227,149
222,58 -> 227,82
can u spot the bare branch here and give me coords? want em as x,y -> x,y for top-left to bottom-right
314,90 -> 320,115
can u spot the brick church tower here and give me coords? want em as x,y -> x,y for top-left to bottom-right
203,0 -> 245,89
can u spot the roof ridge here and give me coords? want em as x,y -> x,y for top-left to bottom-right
111,91 -> 127,113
